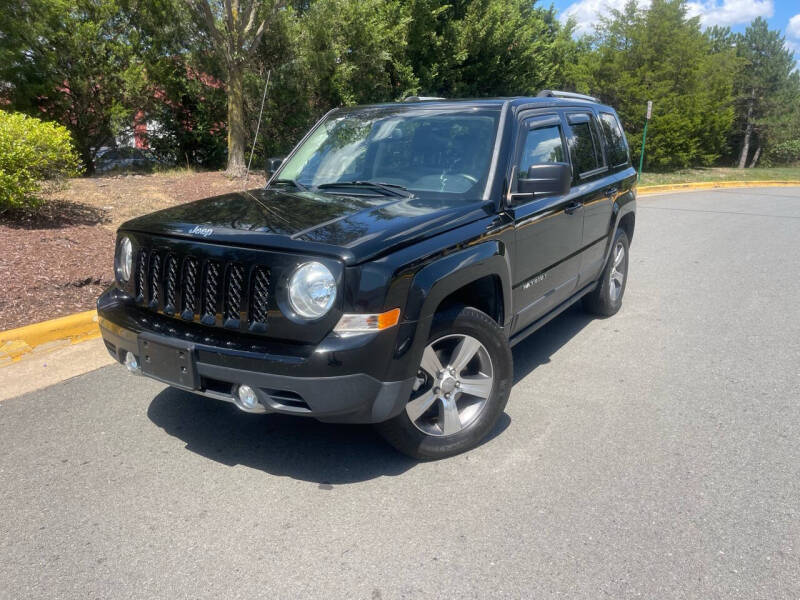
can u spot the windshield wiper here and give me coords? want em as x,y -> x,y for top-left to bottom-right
269,178 -> 308,191
315,181 -> 413,198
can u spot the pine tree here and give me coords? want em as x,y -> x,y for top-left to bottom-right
575,0 -> 737,170
733,18 -> 797,168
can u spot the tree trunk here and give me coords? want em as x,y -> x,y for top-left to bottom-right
225,64 -> 247,177
748,146 -> 761,168
76,137 -> 95,176
737,88 -> 755,169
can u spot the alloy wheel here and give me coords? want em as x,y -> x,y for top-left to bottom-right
609,241 -> 626,302
406,334 -> 494,437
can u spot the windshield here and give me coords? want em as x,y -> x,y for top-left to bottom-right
275,106 -> 501,201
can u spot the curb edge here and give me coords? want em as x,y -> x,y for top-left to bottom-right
637,180 -> 800,195
0,310 -> 100,366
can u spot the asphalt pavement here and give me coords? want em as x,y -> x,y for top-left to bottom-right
1,187 -> 799,599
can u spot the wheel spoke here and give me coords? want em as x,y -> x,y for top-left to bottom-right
406,389 -> 437,421
420,345 -> 443,378
440,398 -> 462,435
449,336 -> 481,374
459,374 -> 493,399
614,245 -> 624,267
407,333 -> 494,438
611,270 -> 624,286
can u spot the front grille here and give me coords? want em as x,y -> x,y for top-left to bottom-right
136,249 -> 148,301
164,255 -> 179,313
251,267 -> 270,324
182,257 -> 199,317
134,248 -> 271,329
202,260 -> 221,321
149,252 -> 162,307
225,264 -> 245,322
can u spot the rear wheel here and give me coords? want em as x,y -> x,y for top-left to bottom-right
376,306 -> 512,460
583,228 -> 629,317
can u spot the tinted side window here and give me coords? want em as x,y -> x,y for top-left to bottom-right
518,125 -> 565,177
567,114 -> 603,175
599,112 -> 629,166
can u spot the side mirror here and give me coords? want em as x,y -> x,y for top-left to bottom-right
265,157 -> 284,176
516,162 -> 571,197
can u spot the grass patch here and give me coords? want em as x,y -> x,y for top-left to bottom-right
639,167 -> 800,186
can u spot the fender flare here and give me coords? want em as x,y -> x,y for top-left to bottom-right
382,239 -> 512,383
403,240 -> 512,329
603,190 -> 636,264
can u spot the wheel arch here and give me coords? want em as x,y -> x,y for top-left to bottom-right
618,211 -> 635,243
403,240 -> 512,328
602,190 -> 636,265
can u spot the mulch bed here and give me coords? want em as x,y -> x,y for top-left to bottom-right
0,171 -> 249,330
0,222 -> 115,329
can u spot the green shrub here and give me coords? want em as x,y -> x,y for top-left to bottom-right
0,110 -> 82,212
762,140 -> 800,167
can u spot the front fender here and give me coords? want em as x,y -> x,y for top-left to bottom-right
403,240 -> 512,325
381,240 -> 512,382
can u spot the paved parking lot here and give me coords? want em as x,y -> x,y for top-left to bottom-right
1,188 -> 799,599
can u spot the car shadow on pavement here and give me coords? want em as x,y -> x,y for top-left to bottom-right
145,305 -> 588,484
146,388 -> 511,484
510,304 -> 594,384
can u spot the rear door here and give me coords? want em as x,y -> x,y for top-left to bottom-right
510,112 -> 583,334
563,110 -> 615,285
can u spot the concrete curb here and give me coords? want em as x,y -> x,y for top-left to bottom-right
638,180 -> 800,195
0,310 -> 100,366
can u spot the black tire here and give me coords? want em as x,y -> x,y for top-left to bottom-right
376,306 -> 512,460
583,228 -> 630,317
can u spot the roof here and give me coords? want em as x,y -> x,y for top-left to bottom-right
340,95 -> 616,114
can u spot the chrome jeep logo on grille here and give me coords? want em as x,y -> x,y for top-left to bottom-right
188,225 -> 213,237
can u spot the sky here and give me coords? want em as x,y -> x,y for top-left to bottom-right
551,0 -> 800,68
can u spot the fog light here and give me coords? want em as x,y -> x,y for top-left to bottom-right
235,385 -> 263,412
124,352 -> 140,374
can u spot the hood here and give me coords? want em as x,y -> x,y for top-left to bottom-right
120,188 -> 493,264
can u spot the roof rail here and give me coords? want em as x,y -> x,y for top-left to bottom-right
537,90 -> 599,103
403,95 -> 446,102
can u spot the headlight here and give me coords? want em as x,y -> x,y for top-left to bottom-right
116,236 -> 133,282
288,262 -> 337,319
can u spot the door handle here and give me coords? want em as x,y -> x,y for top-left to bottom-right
564,201 -> 582,215
605,187 -> 618,198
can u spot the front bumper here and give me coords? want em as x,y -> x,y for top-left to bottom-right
98,288 -> 416,424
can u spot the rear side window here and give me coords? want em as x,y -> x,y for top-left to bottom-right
567,113 -> 604,176
599,112 -> 629,167
518,124 -> 565,177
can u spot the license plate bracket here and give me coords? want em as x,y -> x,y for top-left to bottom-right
138,333 -> 198,390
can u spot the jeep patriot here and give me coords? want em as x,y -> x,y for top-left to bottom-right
97,91 -> 636,459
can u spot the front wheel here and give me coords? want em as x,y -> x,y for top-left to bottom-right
376,306 -> 512,460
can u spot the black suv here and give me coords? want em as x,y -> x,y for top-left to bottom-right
98,91 -> 636,459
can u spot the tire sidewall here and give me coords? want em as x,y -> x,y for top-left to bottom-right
605,229 -> 630,312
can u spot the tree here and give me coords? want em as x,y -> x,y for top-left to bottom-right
575,0 -> 737,170
0,0 -> 137,173
733,18 -> 798,168
297,0 -> 415,107
188,0 -> 286,176
405,0 -> 577,97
